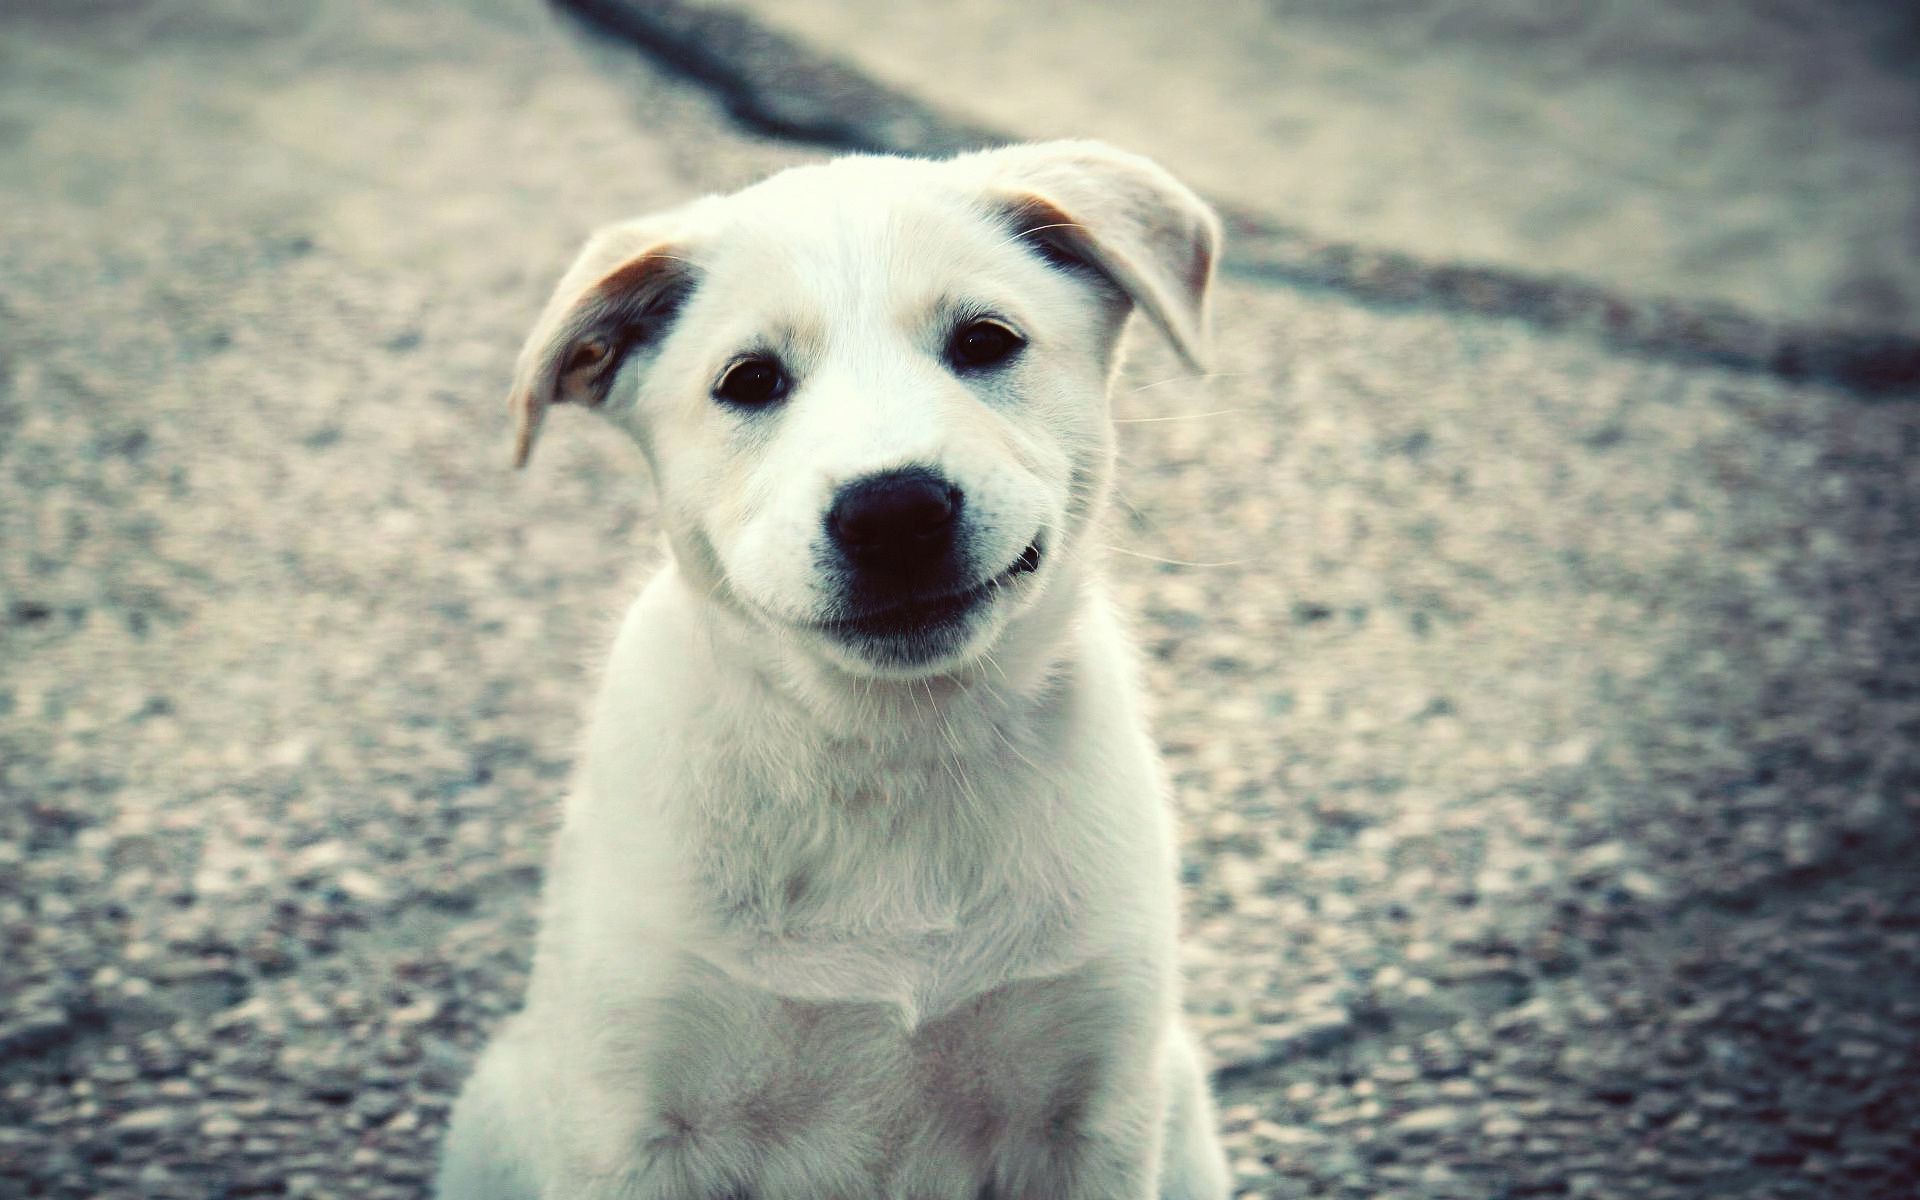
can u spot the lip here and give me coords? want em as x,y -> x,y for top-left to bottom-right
823,541 -> 1044,640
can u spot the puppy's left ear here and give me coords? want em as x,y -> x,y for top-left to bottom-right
976,141 -> 1222,370
507,219 -> 696,468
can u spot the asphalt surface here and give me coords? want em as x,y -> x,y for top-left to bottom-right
2,3 -> 1918,1199
724,0 -> 1920,331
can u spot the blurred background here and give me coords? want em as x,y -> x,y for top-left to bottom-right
1,2 -> 1916,1197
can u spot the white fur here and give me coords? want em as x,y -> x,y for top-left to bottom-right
439,142 -> 1230,1199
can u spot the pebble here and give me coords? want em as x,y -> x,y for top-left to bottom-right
0,1010 -> 72,1057
1390,1106 -> 1465,1139
202,1114 -> 243,1138
1482,1113 -> 1525,1138
110,1108 -> 180,1140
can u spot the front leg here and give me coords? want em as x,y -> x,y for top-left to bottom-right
1157,1025 -> 1230,1200
997,1071 -> 1168,1200
932,961 -> 1178,1200
991,1028 -> 1229,1200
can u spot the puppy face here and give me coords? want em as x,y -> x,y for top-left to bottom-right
509,143 -> 1219,676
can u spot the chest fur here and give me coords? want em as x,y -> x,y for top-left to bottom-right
676,715 -> 1100,1015
610,954 -> 1156,1200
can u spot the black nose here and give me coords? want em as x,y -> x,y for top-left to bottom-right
828,468 -> 964,570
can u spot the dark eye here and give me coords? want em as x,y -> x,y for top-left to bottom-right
946,320 -> 1024,370
714,357 -> 789,407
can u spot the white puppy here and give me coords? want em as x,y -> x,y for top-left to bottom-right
436,141 -> 1230,1200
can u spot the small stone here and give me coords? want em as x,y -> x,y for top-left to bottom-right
1230,1155 -> 1268,1179
1482,1113 -> 1525,1138
336,869 -> 389,902
1572,840 -> 1628,880
1617,869 -> 1668,901
355,1089 -> 404,1122
291,840 -> 349,878
203,1114 -> 243,1138
1262,1010 -> 1354,1060
1638,1089 -> 1683,1123
1590,1079 -> 1637,1105
305,1069 -> 357,1104
111,1107 -> 180,1141
1391,1106 -> 1464,1139
0,1009 -> 72,1056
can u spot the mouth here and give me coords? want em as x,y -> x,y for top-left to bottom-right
822,540 -> 1044,641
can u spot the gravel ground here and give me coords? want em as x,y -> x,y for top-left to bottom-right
2,3 -> 1918,1199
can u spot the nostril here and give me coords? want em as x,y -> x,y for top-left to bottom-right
828,470 -> 964,551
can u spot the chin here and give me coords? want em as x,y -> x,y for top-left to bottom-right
813,598 -> 1016,679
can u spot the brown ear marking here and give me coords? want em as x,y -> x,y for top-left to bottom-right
1181,230 -> 1216,304
992,187 -> 1212,370
591,251 -> 681,304
509,246 -> 691,470
1003,187 -> 1214,292
563,340 -> 610,373
997,192 -> 1108,280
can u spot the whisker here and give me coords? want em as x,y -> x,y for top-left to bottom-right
1114,408 -> 1253,424
1100,544 -> 1248,569
1031,518 -> 1240,569
989,221 -> 1090,257
1124,372 -> 1249,394
977,648 -> 1013,689
986,712 -> 1046,776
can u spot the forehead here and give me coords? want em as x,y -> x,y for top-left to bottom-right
689,159 -> 1045,327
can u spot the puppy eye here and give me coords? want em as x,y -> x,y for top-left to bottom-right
946,320 -> 1024,371
714,357 -> 789,407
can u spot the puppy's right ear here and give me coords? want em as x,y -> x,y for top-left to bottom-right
972,141 -> 1221,372
508,221 -> 696,468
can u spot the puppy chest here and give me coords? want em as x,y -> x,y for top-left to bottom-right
684,780 -> 1097,997
626,966 -> 1140,1196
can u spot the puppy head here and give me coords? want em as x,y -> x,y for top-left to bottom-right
509,141 -> 1219,677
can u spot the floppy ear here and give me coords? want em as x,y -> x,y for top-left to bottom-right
507,220 -> 697,468
975,141 -> 1222,370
